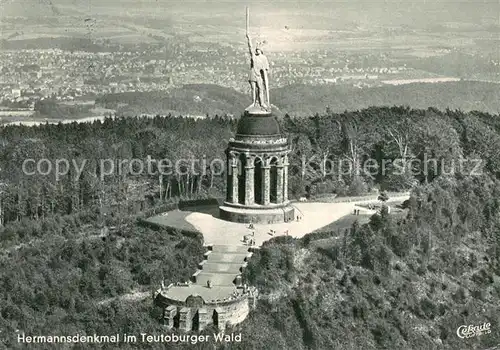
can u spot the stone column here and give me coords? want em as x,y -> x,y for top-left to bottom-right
179,307 -> 192,331
283,163 -> 289,203
245,165 -> 255,206
248,292 -> 257,310
216,308 -> 228,331
276,165 -> 284,203
231,162 -> 239,204
262,166 -> 271,205
198,308 -> 209,331
163,305 -> 177,329
226,154 -> 230,202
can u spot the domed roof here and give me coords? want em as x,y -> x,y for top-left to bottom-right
236,111 -> 281,137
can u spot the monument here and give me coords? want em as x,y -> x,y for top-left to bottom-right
219,7 -> 295,224
153,10 -> 295,329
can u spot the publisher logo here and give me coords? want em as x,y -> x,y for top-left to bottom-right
456,323 -> 491,339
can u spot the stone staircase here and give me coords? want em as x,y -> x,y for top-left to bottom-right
193,272 -> 236,286
191,245 -> 252,287
204,252 -> 249,263
201,262 -> 242,274
155,244 -> 258,331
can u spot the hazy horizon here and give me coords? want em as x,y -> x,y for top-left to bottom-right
2,0 -> 499,28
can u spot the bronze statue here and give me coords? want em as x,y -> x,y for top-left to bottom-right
246,7 -> 270,111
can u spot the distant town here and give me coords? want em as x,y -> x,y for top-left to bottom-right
2,41 -> 486,119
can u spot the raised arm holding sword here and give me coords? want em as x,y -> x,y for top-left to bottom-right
245,7 -> 270,110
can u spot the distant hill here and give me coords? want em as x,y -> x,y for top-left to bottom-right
98,81 -> 500,118
271,81 -> 500,116
97,84 -> 249,117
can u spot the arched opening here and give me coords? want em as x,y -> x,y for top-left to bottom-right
238,153 -> 247,205
270,157 -> 278,203
191,310 -> 199,331
173,312 -> 180,328
254,157 -> 263,204
212,309 -> 219,328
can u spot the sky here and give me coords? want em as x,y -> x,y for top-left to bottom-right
2,0 -> 498,31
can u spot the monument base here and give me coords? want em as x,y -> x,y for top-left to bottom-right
244,104 -> 271,115
219,203 -> 295,224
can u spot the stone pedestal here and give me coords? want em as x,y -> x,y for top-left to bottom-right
219,110 -> 294,224
179,307 -> 192,331
163,305 -> 177,329
219,204 -> 295,224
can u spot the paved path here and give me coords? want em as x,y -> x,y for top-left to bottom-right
157,194 -> 409,306
185,194 -> 409,247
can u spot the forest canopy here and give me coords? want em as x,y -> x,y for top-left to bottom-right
0,106 -> 500,349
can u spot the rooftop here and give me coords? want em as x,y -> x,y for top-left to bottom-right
235,111 -> 282,138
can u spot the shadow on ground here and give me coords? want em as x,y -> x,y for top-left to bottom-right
142,203 -> 222,233
313,214 -> 372,234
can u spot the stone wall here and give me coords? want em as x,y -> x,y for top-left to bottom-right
219,205 -> 295,224
226,297 -> 251,325
307,192 -> 411,203
156,290 -> 256,331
